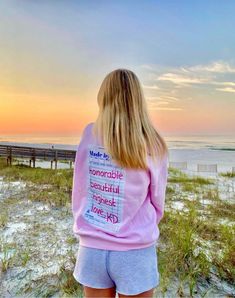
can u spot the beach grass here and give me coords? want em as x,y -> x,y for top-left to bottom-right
0,156 -> 234,297
156,167 -> 235,296
168,167 -> 214,185
0,162 -> 72,191
0,210 -> 8,228
158,208 -> 211,296
219,171 -> 235,178
0,157 -> 72,207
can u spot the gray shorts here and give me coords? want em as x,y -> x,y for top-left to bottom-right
73,244 -> 160,295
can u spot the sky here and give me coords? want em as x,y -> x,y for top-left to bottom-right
0,0 -> 235,137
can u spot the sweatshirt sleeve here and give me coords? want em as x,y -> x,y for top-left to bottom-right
71,124 -> 89,218
149,154 -> 169,225
71,143 -> 81,218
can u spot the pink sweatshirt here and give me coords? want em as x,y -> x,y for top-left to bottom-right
71,122 -> 169,251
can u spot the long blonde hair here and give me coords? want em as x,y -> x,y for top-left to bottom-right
92,68 -> 169,170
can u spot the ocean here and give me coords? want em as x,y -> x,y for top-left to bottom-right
0,134 -> 234,174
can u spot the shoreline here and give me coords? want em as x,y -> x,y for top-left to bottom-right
3,147 -> 234,176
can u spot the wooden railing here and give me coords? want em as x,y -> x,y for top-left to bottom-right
0,145 -> 234,173
0,144 -> 76,169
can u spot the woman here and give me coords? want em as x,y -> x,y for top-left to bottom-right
71,68 -> 169,297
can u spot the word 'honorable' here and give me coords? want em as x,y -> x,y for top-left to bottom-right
89,168 -> 123,180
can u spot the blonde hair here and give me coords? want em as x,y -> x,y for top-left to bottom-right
92,68 -> 169,170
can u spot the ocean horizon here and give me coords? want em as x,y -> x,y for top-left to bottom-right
0,133 -> 235,151
1,134 -> 235,174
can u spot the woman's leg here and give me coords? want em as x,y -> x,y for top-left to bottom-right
83,285 -> 116,298
118,287 -> 154,298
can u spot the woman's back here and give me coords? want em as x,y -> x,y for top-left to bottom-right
71,122 -> 168,251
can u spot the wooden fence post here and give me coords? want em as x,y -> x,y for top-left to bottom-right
32,148 -> 36,168
55,150 -> 58,170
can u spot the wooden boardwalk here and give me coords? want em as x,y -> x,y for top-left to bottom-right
0,144 -> 76,169
1,144 -> 234,174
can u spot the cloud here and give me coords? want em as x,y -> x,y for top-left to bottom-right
212,81 -> 235,87
156,73 -> 210,86
162,96 -> 180,101
147,101 -> 183,111
141,60 -> 235,87
142,84 -> 160,90
146,96 -> 160,100
146,98 -> 170,105
140,60 -> 235,112
216,87 -> 235,93
146,95 -> 180,102
188,61 -> 235,73
146,96 -> 183,111
140,64 -> 155,70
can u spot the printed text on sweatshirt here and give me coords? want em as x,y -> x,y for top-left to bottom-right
71,122 -> 168,251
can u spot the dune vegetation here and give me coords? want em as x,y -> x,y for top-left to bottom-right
0,157 -> 234,297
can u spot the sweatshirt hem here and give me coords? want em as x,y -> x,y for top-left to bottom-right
78,235 -> 158,251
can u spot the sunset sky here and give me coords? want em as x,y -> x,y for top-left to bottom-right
0,1 -> 235,137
